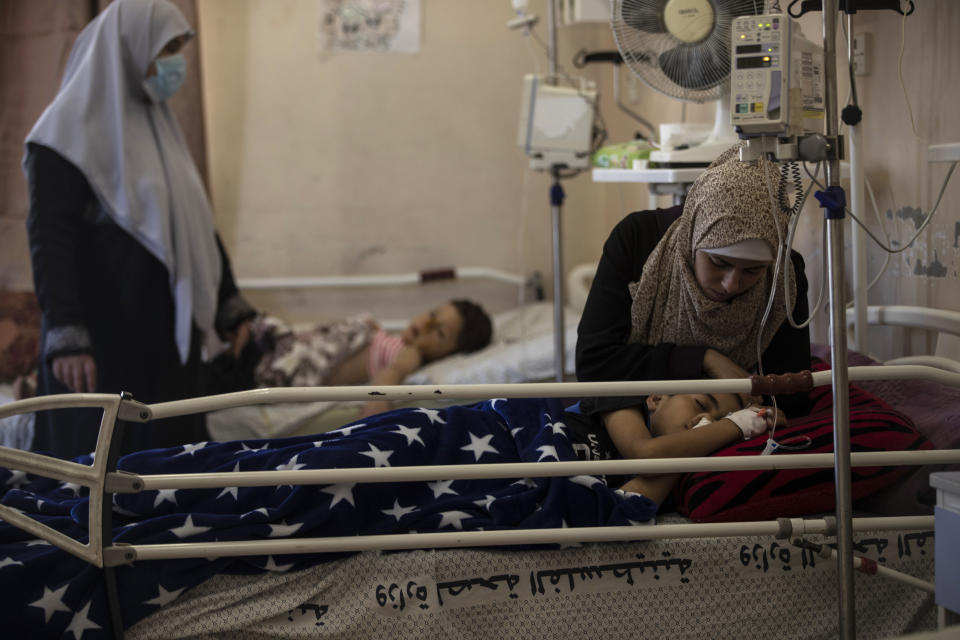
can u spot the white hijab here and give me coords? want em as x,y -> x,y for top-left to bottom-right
24,0 -> 221,364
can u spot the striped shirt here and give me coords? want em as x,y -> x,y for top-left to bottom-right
366,330 -> 406,378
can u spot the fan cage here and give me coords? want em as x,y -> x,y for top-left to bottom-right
612,0 -> 764,104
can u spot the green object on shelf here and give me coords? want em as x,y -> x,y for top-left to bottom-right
592,140 -> 652,168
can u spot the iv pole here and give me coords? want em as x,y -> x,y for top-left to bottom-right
816,2 -> 857,637
546,0 -> 566,382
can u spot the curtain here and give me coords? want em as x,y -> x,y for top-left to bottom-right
0,0 -> 207,291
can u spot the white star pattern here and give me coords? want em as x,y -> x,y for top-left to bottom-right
437,510 -> 471,530
269,521 -> 303,537
262,556 -> 294,572
359,443 -> 394,467
473,494 -> 496,511
143,584 -> 186,607
29,584 -> 71,623
545,418 -> 567,435
331,424 -> 364,436
312,438 -> 326,448
628,518 -> 654,526
381,499 -> 417,522
489,398 -> 505,410
460,432 -> 498,461
510,427 -> 523,439
512,478 -> 537,488
60,482 -> 82,496
176,442 -> 208,456
4,470 -> 27,487
111,496 -> 139,517
26,539 -> 51,546
276,455 -> 306,472
218,463 -> 241,500
392,424 -> 424,446
570,475 -> 603,489
170,515 -> 212,539
65,601 -> 100,639
414,408 -> 445,424
536,445 -> 559,461
427,479 -> 458,498
242,507 -> 271,519
0,556 -> 24,569
321,483 -> 356,507
239,442 -> 270,453
152,489 -> 178,509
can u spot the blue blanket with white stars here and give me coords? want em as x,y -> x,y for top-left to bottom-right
0,398 -> 656,639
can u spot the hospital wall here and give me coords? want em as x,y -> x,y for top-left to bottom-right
194,0 -> 714,325
196,1 -> 959,363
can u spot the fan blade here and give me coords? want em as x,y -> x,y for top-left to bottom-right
620,0 -> 669,34
659,45 -> 725,91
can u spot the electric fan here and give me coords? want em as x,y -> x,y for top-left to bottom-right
612,0 -> 762,165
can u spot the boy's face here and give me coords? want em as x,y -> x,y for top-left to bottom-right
401,303 -> 464,362
647,392 -> 746,438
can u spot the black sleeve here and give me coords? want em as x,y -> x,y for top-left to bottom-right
575,208 -> 706,416
760,249 -> 813,416
575,208 -> 707,384
25,143 -> 95,360
214,233 -> 257,338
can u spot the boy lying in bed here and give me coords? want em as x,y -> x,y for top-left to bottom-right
565,391 -> 781,507
205,299 -> 493,417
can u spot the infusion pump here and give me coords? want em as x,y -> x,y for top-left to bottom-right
730,14 -> 825,139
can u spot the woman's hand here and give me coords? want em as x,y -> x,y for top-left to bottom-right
52,354 -> 97,393
703,348 -> 750,380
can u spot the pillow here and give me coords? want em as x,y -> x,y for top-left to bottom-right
673,376 -> 933,523
0,291 -> 42,384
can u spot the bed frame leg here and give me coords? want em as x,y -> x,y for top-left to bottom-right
102,393 -> 130,640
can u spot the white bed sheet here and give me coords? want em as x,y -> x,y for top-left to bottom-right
127,519 -> 936,639
407,301 -> 578,386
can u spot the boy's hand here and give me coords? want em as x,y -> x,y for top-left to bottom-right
724,406 -> 774,440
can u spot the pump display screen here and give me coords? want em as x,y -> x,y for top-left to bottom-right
736,56 -> 772,69
736,44 -> 763,54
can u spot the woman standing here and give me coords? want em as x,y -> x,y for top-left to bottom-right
24,0 -> 254,458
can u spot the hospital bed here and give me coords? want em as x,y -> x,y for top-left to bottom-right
1,360 -> 959,639
206,267 -> 578,441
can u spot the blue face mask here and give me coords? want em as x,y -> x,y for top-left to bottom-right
143,53 -> 187,102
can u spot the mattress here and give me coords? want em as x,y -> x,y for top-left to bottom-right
126,519 -> 936,639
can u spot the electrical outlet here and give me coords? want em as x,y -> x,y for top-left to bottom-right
852,32 -> 870,76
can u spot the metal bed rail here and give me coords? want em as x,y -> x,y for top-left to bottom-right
0,363 -> 957,568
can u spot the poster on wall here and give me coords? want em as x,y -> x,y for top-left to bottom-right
320,0 -> 421,53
